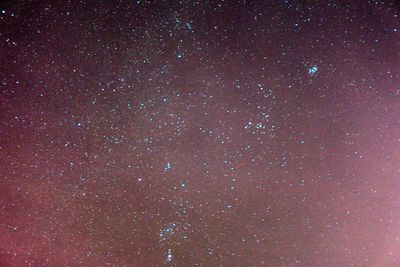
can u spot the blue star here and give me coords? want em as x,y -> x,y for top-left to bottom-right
308,66 -> 318,75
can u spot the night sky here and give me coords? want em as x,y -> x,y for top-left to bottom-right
1,1 -> 400,266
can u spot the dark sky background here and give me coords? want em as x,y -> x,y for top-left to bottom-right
0,0 -> 400,266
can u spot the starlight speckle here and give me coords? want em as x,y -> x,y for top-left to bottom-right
164,162 -> 172,171
1,1 -> 399,266
255,122 -> 265,130
166,248 -> 173,262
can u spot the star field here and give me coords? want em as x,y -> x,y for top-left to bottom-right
1,1 -> 400,266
